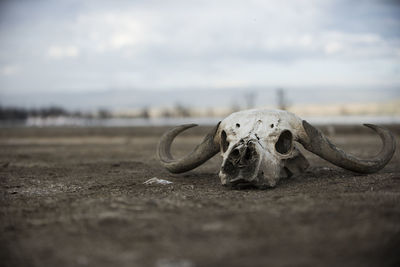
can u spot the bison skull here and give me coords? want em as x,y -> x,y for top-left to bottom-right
158,109 -> 396,189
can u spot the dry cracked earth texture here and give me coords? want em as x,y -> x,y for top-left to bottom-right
0,125 -> 399,267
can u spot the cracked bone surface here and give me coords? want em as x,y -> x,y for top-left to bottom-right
158,109 -> 396,189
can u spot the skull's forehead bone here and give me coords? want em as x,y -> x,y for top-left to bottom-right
218,109 -> 305,142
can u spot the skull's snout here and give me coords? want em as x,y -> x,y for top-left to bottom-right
220,139 -> 261,188
229,141 -> 255,166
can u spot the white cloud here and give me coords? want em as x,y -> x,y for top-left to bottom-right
318,31 -> 399,59
324,42 -> 344,54
299,34 -> 313,47
110,33 -> 137,50
48,45 -> 79,59
0,65 -> 20,76
75,12 -> 148,53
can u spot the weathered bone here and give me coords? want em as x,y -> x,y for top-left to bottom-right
157,109 -> 396,188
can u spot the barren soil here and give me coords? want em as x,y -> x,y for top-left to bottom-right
1,126 -> 399,267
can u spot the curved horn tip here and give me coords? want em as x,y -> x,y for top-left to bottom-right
176,124 -> 198,130
363,123 -> 377,129
168,124 -> 199,134
362,124 -> 388,133
183,123 -> 198,127
362,124 -> 396,141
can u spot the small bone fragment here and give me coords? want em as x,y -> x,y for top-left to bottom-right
143,177 -> 173,185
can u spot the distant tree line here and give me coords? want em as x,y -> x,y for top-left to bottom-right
0,106 -> 78,121
0,107 -> 29,120
0,106 -> 148,121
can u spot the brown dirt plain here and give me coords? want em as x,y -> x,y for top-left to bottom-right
0,125 -> 400,267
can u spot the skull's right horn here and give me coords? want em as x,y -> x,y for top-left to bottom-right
299,120 -> 396,173
157,122 -> 221,173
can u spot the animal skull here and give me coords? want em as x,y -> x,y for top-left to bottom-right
217,110 -> 310,188
158,109 -> 396,189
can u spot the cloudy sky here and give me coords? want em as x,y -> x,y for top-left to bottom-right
0,0 -> 399,108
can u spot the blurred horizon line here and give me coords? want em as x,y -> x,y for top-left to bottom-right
1,86 -> 399,111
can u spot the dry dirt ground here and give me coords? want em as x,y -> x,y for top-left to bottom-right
0,125 -> 399,267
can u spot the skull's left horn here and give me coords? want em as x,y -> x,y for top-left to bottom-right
299,121 -> 396,173
157,122 -> 221,173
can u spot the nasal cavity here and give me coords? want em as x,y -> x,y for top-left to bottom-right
244,147 -> 252,160
231,148 -> 240,159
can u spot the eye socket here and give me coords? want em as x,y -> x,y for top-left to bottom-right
221,130 -> 229,152
275,130 -> 293,154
